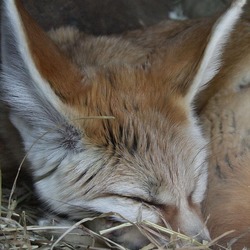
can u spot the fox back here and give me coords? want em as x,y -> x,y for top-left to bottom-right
201,30 -> 250,247
0,0 -> 248,248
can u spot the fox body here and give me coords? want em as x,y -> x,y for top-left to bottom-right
198,10 -> 250,247
201,50 -> 250,247
0,0 -> 249,248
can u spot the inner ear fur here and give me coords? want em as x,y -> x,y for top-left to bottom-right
154,0 -> 246,105
14,0 -> 86,105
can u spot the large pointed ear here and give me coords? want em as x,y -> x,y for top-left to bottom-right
183,0 -> 246,105
1,0 -> 85,107
1,0 -> 85,154
1,0 -> 88,119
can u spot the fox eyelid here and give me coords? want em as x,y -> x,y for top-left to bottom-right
101,192 -> 149,204
129,196 -> 153,205
111,193 -> 164,208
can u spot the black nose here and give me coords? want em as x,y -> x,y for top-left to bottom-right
194,233 -> 211,243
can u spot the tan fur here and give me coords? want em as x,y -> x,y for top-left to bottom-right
0,1 -> 214,246
204,154 -> 250,249
202,72 -> 250,248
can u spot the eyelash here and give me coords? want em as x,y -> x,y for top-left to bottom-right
118,194 -> 164,208
100,193 -> 165,209
188,191 -> 194,204
131,196 -> 150,204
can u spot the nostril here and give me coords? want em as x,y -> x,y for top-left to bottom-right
180,225 -> 211,244
175,204 -> 211,244
195,235 -> 209,243
194,228 -> 211,243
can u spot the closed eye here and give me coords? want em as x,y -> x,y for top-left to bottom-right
128,196 -> 154,205
188,191 -> 194,204
102,193 -> 165,208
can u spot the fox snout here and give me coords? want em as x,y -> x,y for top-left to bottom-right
109,204 -> 211,249
162,203 -> 211,243
179,209 -> 211,242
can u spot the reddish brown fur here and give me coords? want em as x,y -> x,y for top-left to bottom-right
15,0 -> 85,105
48,18 -> 215,103
69,67 -> 188,149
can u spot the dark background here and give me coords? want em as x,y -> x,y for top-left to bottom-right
1,0 -> 234,35
20,0 -> 231,34
2,0 -> 250,59
1,0 -> 250,58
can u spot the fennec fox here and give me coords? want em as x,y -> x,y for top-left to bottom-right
0,0 -> 247,248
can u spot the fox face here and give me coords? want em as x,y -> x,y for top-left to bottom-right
0,0 -> 246,248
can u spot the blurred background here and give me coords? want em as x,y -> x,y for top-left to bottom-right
3,0 -> 246,35
0,1 -> 249,54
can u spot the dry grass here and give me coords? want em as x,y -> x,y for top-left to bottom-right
0,170 -> 234,250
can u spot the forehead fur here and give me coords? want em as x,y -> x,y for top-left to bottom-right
71,65 -> 188,140
61,66 -> 206,202
48,21 -> 213,107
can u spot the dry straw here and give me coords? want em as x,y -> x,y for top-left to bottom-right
0,178 -> 235,249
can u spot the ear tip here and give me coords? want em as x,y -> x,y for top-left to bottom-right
3,0 -> 16,12
232,0 -> 246,8
4,0 -> 21,9
3,0 -> 14,6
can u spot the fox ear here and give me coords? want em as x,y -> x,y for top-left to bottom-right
1,0 -> 85,107
184,0 -> 246,105
1,0 -> 85,154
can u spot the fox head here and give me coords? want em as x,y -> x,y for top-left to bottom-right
1,0 -> 246,248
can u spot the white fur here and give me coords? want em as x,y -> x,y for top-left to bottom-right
179,201 -> 210,240
69,197 -> 159,223
187,0 -> 246,104
187,124 -> 208,204
3,0 -> 64,112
